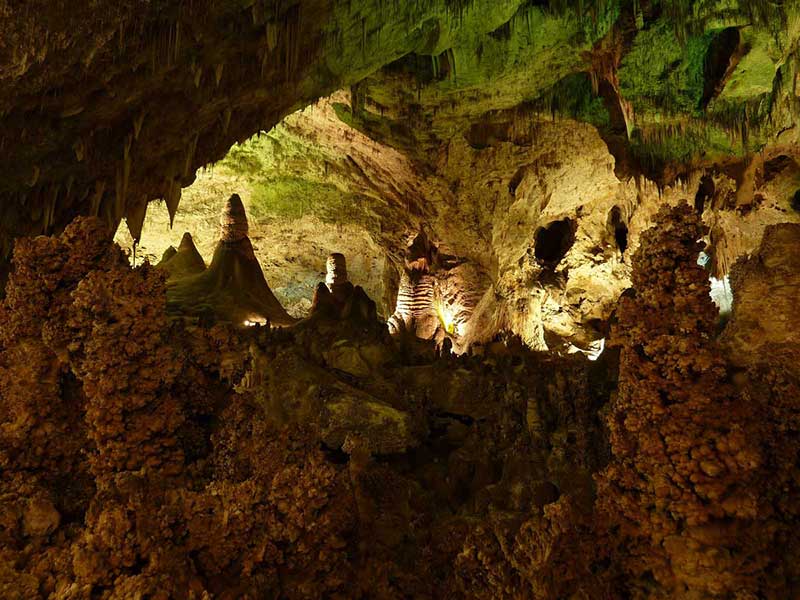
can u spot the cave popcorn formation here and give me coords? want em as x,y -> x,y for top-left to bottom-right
2,1 -> 800,598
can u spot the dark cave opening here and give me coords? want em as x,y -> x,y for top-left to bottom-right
535,218 -> 576,266
763,155 -> 796,182
792,189 -> 800,213
608,207 -> 628,254
695,175 -> 715,213
702,27 -> 741,108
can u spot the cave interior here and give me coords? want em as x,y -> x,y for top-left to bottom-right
1,1 -> 800,598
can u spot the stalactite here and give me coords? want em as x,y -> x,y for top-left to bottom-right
184,135 -> 199,178
165,178 -> 181,227
65,175 -> 75,207
174,21 -> 181,63
133,111 -> 146,140
89,181 -> 105,217
29,190 -> 42,222
121,135 -> 133,212
44,185 -> 58,234
28,165 -> 39,188
113,165 -> 125,225
222,107 -> 232,135
73,138 -> 85,162
266,22 -> 279,52
125,196 -> 148,243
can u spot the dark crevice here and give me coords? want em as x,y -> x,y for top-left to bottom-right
464,121 -> 513,149
694,175 -> 715,213
509,165 -> 527,196
608,206 -> 628,254
762,155 -> 796,183
791,189 -> 800,213
535,218 -> 576,266
702,27 -> 742,109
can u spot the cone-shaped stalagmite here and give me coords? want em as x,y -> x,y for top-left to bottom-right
166,194 -> 294,325
221,193 -> 249,242
157,232 -> 206,279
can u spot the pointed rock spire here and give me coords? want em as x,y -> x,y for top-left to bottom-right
157,231 -> 206,278
220,193 -> 248,242
125,198 -> 148,243
179,231 -> 198,253
325,253 -> 348,290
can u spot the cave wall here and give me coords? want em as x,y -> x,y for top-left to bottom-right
171,88 -> 800,350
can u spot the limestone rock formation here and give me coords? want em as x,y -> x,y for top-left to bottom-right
721,223 -> 800,375
167,194 -> 294,325
157,232 -> 206,278
2,2 -> 800,598
596,204 -> 800,598
325,252 -> 349,292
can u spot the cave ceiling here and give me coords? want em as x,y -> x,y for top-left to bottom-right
1,0 -> 800,279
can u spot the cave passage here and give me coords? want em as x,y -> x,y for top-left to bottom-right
695,175 -> 715,213
609,206 -> 628,254
534,218 -> 576,266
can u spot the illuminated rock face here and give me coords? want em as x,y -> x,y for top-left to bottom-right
393,271 -> 435,330
325,252 -> 349,291
109,90 -> 800,353
721,222 -> 800,375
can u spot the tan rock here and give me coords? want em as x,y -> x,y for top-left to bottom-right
22,497 -> 60,537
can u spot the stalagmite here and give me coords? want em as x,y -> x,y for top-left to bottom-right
165,193 -> 293,325
158,231 -> 206,278
325,252 -> 348,291
220,193 -> 248,242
